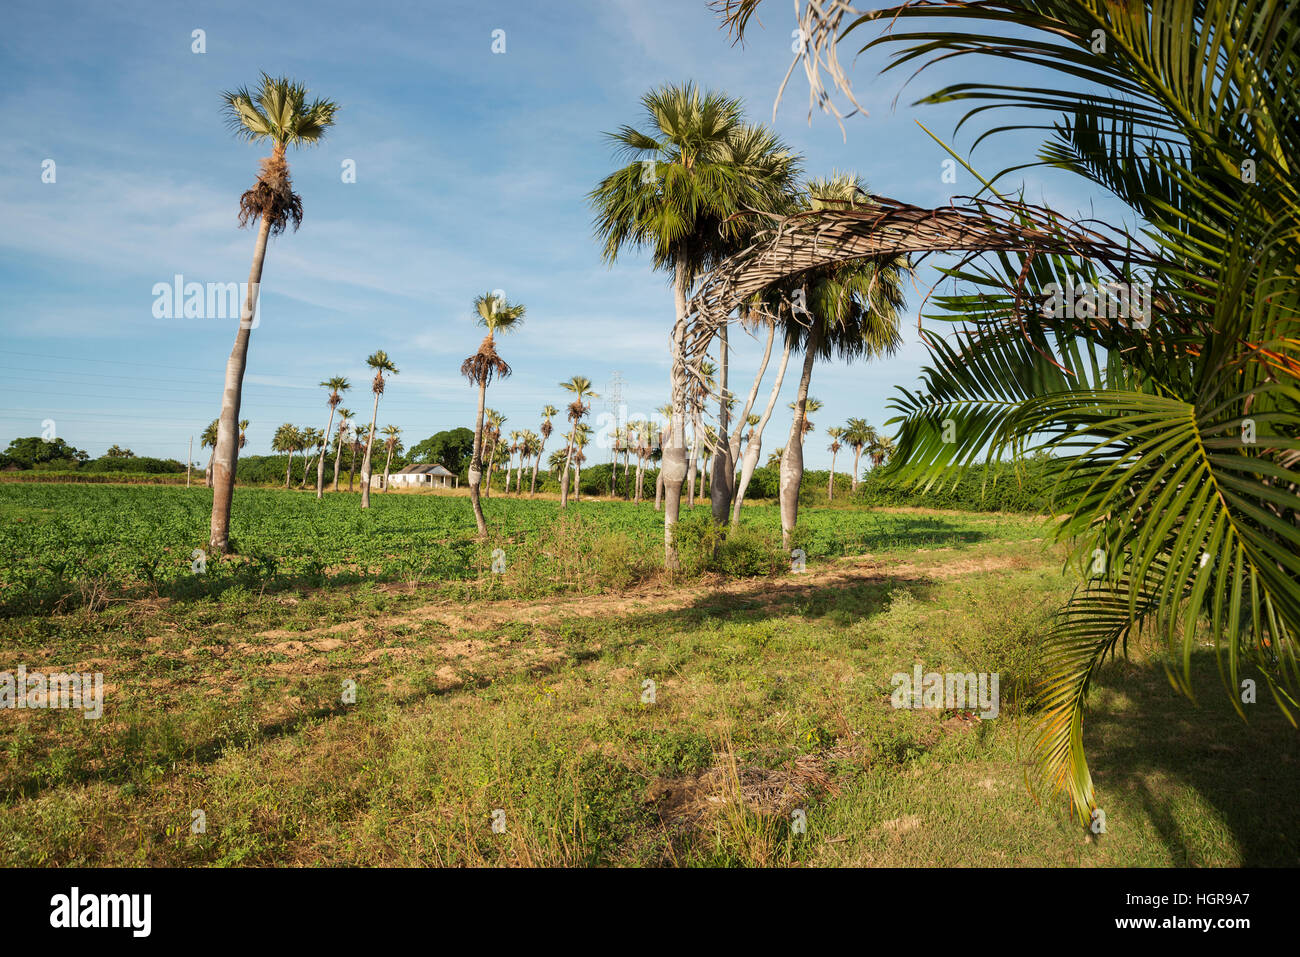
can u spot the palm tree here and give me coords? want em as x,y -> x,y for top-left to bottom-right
238,419 -> 250,450
868,433 -> 895,472
720,0 -> 1300,818
505,430 -> 522,494
788,397 -> 823,438
461,292 -> 526,536
532,405 -> 558,497
732,303 -> 796,527
558,376 -> 598,507
350,425 -> 367,492
482,410 -> 505,497
380,425 -> 402,491
591,81 -> 798,567
842,418 -> 876,493
518,431 -> 540,494
359,351 -> 398,509
272,423 -> 300,488
209,74 -> 338,553
332,408 -> 353,492
826,425 -> 844,501
571,422 -> 594,500
298,428 -> 322,486
200,419 -> 219,488
317,376 -> 349,499
766,447 -> 785,469
778,176 -> 905,548
547,448 -> 568,478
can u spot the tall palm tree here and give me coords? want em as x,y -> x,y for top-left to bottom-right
788,397 -> 822,438
461,292 -> 525,536
332,408 -> 353,492
209,74 -> 338,553
380,425 -> 402,491
317,376 -> 349,499
272,423 -> 300,488
201,418 -> 219,488
532,405 -> 558,497
826,425 -> 844,501
558,376 -> 598,507
721,0 -> 1300,818
843,418 -> 877,493
572,424 -> 593,497
778,177 -> 905,548
359,350 -> 398,509
591,81 -> 798,567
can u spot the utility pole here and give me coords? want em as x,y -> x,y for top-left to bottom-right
186,435 -> 193,487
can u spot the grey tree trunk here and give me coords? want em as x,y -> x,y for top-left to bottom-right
208,209 -> 272,553
710,320 -> 734,524
828,448 -> 837,501
283,450 -> 294,488
686,412 -> 699,507
382,445 -> 394,491
779,336 -> 819,551
732,339 -> 792,528
852,447 -> 864,492
317,405 -> 336,499
468,379 -> 488,537
530,439 -> 544,497
332,432 -> 344,492
361,388 -> 380,508
661,262 -> 690,570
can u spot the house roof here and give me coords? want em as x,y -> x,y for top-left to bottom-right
395,463 -> 455,476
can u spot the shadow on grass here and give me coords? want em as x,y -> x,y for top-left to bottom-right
1086,652 -> 1300,866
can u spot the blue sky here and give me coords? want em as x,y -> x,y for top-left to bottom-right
0,0 -> 1124,469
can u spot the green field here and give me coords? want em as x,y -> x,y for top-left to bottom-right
1,485 -> 1294,866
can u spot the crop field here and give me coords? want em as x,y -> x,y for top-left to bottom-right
2,484 -> 1294,868
0,484 -> 1038,617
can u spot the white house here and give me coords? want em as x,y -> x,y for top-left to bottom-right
379,463 -> 458,489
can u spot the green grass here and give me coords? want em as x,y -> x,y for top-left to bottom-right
1,487 -> 1292,866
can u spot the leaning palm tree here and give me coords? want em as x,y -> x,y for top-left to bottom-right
558,376 -> 598,508
272,423 -> 300,488
719,0 -> 1300,820
461,292 -> 526,536
826,425 -> 844,501
380,425 -> 402,491
359,351 -> 398,509
332,408 -> 352,492
591,81 -> 798,568
317,376 -> 349,499
209,73 -> 338,553
531,405 -> 558,496
201,419 -> 219,488
843,418 -> 876,493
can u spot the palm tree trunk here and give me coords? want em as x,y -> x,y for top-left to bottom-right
208,210 -> 272,553
710,320 -> 734,524
661,262 -> 691,569
332,434 -> 344,492
317,406 -> 336,499
283,449 -> 294,488
361,390 -> 380,508
686,412 -> 699,508
382,445 -> 394,491
852,447 -> 863,492
780,333 -> 819,551
468,379 -> 488,537
732,338 -> 793,528
205,451 -> 214,489
828,448 -> 837,501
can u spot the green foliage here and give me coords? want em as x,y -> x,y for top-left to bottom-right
2,437 -> 89,469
